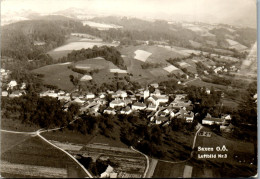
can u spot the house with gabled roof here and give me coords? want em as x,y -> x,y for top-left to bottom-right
132,102 -> 146,110
110,99 -> 125,108
104,107 -> 116,115
120,106 -> 132,115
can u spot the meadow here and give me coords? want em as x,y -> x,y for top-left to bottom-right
1,135 -> 87,178
32,63 -> 80,91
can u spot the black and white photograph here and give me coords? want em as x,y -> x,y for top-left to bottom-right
0,0 -> 257,178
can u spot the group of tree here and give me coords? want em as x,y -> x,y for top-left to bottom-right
1,94 -> 79,128
63,46 -> 126,69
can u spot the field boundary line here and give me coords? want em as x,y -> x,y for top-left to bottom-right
130,146 -> 149,178
37,131 -> 93,178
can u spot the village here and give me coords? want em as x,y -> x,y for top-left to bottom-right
1,67 -> 234,132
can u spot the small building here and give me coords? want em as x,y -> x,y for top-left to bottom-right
155,116 -> 169,125
146,96 -> 160,107
86,93 -> 95,99
150,83 -> 159,88
184,112 -> 194,123
202,117 -> 225,125
110,99 -> 125,108
116,90 -> 127,99
157,95 -> 169,104
9,91 -> 22,98
120,106 -> 132,115
104,107 -> 116,115
1,91 -> 8,97
132,102 -> 146,110
7,80 -> 17,90
146,104 -> 157,111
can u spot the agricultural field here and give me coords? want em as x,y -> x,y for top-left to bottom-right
52,41 -> 118,52
74,57 -> 119,71
69,143 -> 146,178
82,21 -> 123,30
1,135 -> 87,178
48,35 -> 118,60
1,117 -> 39,132
32,62 -> 80,91
119,45 -> 184,64
134,50 -> 152,62
152,161 -> 186,178
42,129 -> 145,178
185,78 -> 227,90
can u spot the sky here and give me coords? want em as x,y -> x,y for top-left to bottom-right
1,0 -> 257,27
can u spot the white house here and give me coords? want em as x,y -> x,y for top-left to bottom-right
202,117 -> 225,125
116,90 -> 127,99
104,107 -> 116,115
144,89 -> 150,99
109,99 -> 125,108
1,91 -> 8,97
7,80 -> 17,90
120,106 -> 132,114
157,95 -> 169,103
132,102 -> 146,110
86,93 -> 95,99
150,83 -> 159,88
9,91 -> 22,98
184,112 -> 194,123
146,104 -> 157,111
147,96 -> 160,107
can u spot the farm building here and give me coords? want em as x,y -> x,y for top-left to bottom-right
116,90 -> 127,99
146,104 -> 157,111
7,80 -> 17,90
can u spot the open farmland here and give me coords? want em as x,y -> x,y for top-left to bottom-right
1,132 -> 30,154
70,143 -> 146,178
1,135 -> 87,178
119,45 -> 184,64
82,21 -> 123,30
134,50 -> 152,62
32,62 -> 80,91
48,35 -> 119,59
53,41 -> 118,52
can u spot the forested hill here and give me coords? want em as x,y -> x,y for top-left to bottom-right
1,15 -> 100,61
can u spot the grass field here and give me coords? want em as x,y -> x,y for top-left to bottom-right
1,135 -> 87,178
1,118 -> 39,132
1,132 -> 30,154
186,78 -> 227,90
119,45 -> 184,64
152,161 -> 186,178
32,63 -> 80,91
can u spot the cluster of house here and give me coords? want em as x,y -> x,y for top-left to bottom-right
0,68 -> 10,81
202,113 -> 233,132
1,78 -> 27,98
37,83 -> 196,126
